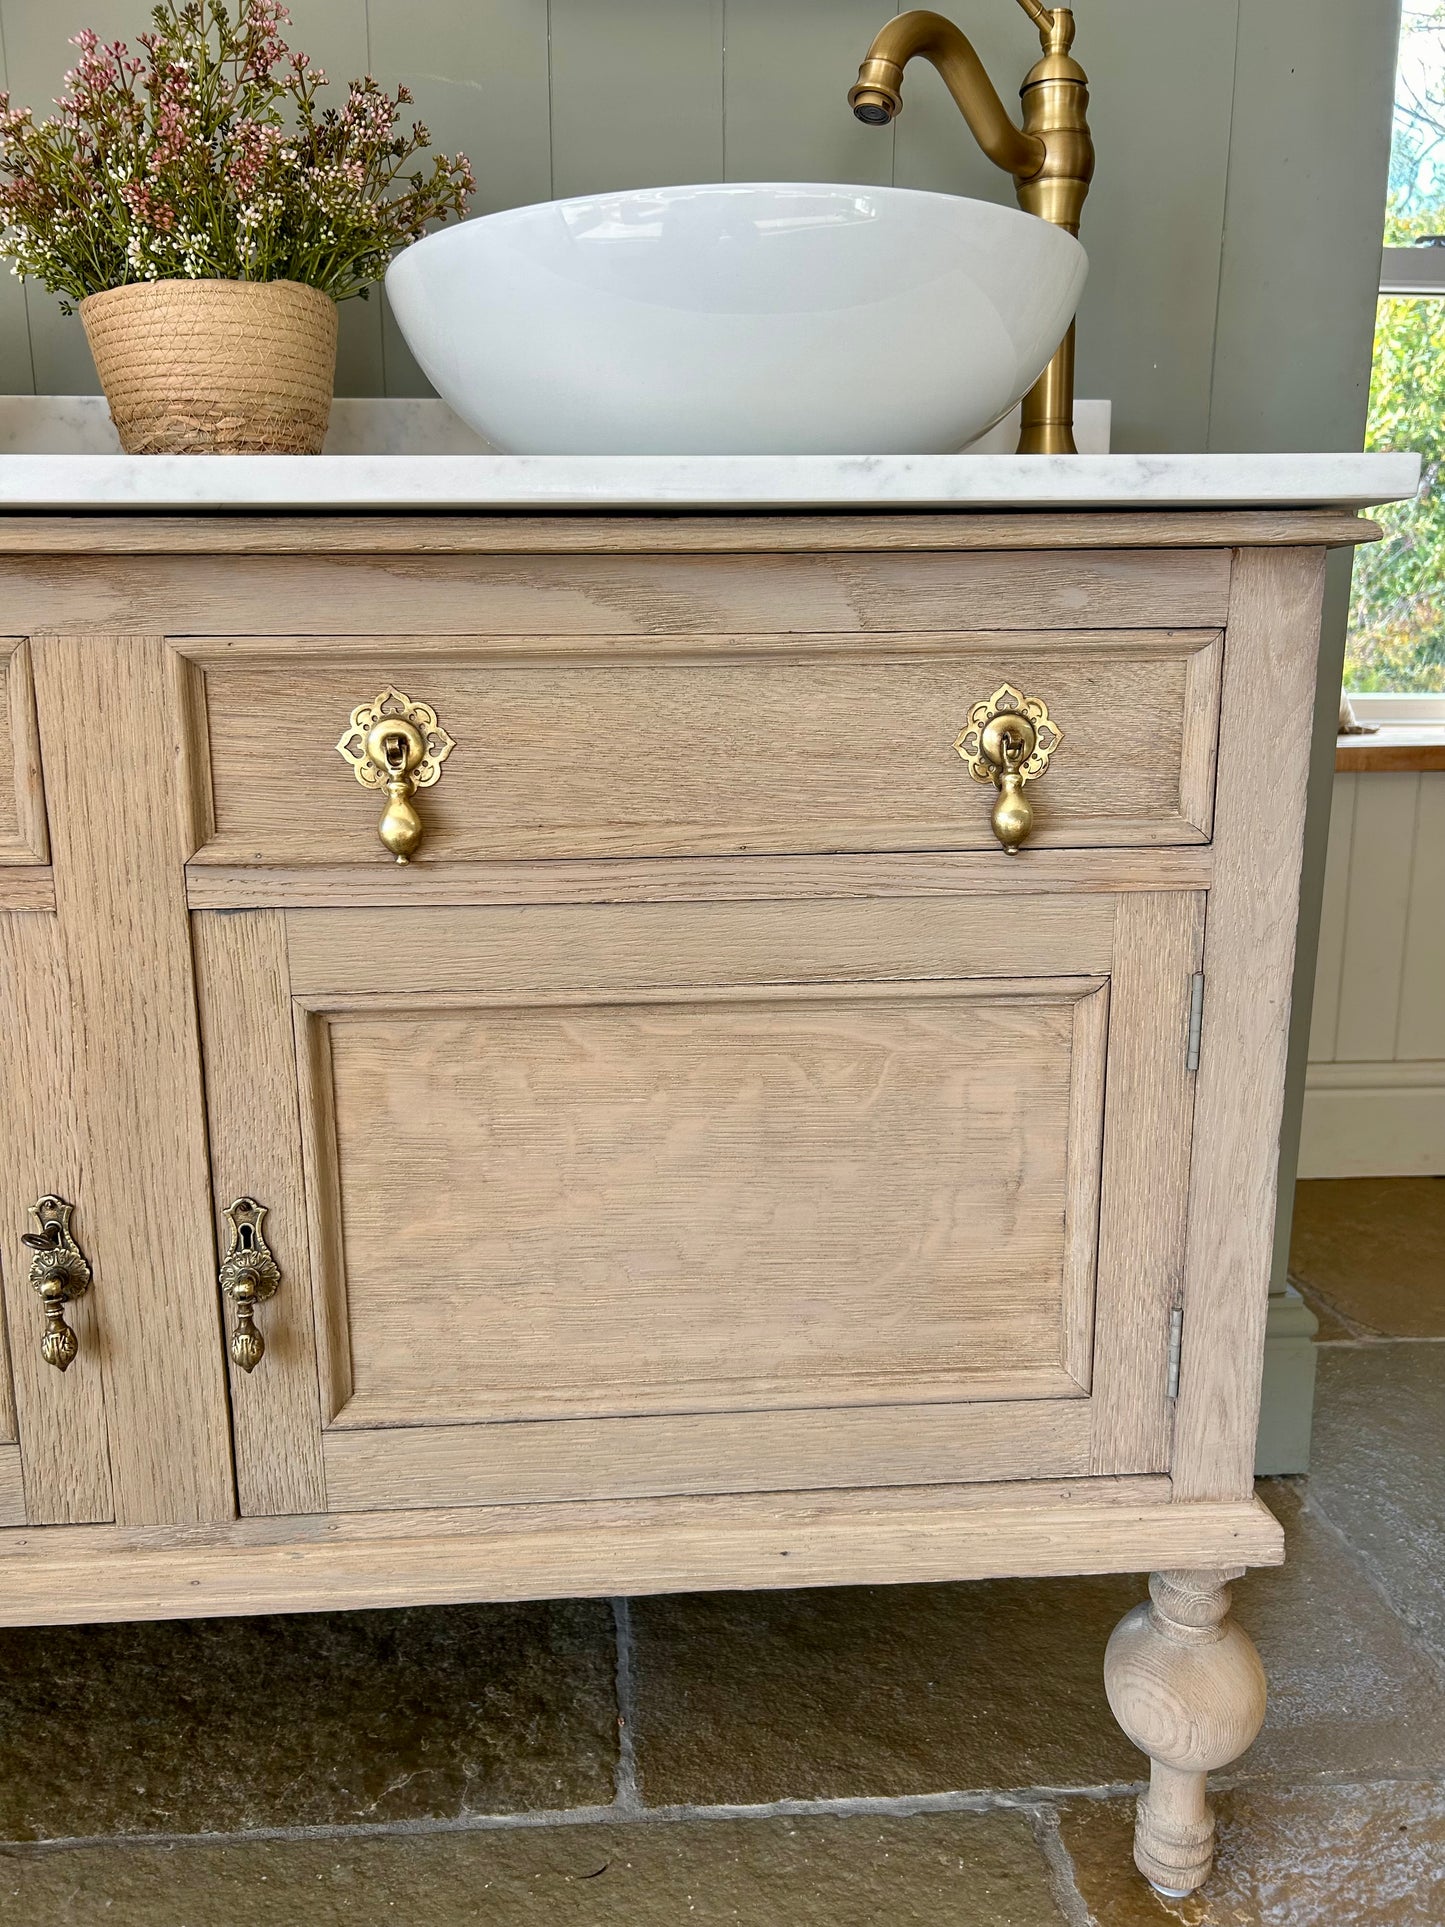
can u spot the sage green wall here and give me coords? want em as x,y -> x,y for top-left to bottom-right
0,0 -> 1403,1319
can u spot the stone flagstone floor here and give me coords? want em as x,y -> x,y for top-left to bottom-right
0,1178 -> 1440,1924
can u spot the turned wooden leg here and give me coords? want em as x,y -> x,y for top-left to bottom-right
1103,1568 -> 1267,1897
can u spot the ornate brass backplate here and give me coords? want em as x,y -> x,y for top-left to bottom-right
218,1197 -> 282,1374
23,1195 -> 92,1372
954,684 -> 1062,853
336,686 -> 455,863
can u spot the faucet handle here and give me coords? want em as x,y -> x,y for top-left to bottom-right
1017,2 -> 1076,56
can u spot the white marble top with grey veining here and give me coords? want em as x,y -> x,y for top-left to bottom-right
0,396 -> 1418,510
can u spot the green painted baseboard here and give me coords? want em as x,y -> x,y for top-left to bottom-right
1255,1285 -> 1320,1476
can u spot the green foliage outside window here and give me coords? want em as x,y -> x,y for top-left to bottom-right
1348,6 -> 1445,693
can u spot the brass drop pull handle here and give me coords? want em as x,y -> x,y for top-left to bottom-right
336,686 -> 455,863
219,1197 -> 281,1374
22,1195 -> 91,1372
955,684 -> 1063,853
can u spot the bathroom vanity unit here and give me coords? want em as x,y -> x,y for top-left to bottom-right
0,451 -> 1415,1896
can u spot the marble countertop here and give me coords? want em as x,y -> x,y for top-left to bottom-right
0,400 -> 1418,509
0,450 -> 1418,512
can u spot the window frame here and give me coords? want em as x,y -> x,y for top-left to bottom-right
1351,247 -> 1445,725
1346,688 -> 1445,724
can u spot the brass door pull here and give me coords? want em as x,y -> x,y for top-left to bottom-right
336,686 -> 454,863
955,684 -> 1062,852
219,1197 -> 281,1374
23,1195 -> 91,1372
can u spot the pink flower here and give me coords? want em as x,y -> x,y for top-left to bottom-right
228,117 -> 282,197
0,0 -> 474,305
119,179 -> 175,231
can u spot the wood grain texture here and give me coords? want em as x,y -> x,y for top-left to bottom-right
1179,636 -> 1224,835
180,627 -> 1223,663
284,895 -> 1118,1002
0,507 -> 1330,1642
0,639 -> 47,862
0,549 -> 1232,639
293,1005 -> 351,1428
1062,983 -> 1109,1390
317,985 -> 1096,1430
321,1401 -> 1093,1512
191,912 -> 325,1517
229,884 -> 1179,1514
0,1489 -> 1284,1627
187,630 -> 1222,864
0,513 -> 1381,555
0,1445 -> 25,1526
166,645 -> 214,857
1307,770 -> 1355,1059
1105,1569 -> 1267,1895
185,847 -> 1217,910
1172,549 -> 1327,1500
0,1470 -> 1169,1550
0,912 -> 113,1521
29,636 -> 233,1525
1088,893 -> 1207,1476
0,868 -> 54,913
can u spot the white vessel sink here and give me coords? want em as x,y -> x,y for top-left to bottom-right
385,183 -> 1087,456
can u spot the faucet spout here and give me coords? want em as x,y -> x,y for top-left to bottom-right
849,11 -> 1044,182
847,6 -> 1094,454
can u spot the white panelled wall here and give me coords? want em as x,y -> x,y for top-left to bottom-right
1303,770 -> 1445,1176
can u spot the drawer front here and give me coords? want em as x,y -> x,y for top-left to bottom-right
195,890 -> 1202,1518
0,640 -> 46,865
181,629 -> 1222,867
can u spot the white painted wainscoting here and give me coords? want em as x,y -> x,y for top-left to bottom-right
1303,769 -> 1445,1177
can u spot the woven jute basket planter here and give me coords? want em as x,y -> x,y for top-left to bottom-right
79,278 -> 338,454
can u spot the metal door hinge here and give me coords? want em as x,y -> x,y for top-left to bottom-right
1166,1304 -> 1184,1400
1186,972 -> 1205,1072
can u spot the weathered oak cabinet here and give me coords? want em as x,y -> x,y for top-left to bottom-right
0,505 -> 1372,1894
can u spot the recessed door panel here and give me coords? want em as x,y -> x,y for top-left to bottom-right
317,985 -> 1101,1430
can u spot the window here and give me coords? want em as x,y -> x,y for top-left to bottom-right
1348,5 -> 1445,720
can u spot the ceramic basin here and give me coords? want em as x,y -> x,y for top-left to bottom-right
384,183 -> 1087,456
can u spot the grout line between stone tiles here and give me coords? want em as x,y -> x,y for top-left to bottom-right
1024,1801 -> 1094,1927
611,1595 -> 643,1817
10,1772 -> 1445,1862
1288,1283 -> 1372,1342
1312,1334 -> 1445,1348
0,1785 -> 1152,1860
1286,1273 -> 1375,1342
627,1786 -> 1149,1826
1294,1479 -> 1445,1685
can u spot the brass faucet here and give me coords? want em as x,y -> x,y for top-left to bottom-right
849,5 -> 1094,455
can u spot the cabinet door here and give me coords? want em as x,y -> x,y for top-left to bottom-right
0,909 -> 114,1525
194,892 -> 1202,1518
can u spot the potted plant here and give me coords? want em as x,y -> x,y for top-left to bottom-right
0,1 -> 474,453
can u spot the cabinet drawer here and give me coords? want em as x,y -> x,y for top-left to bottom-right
0,640 -> 46,865
180,629 -> 1222,867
